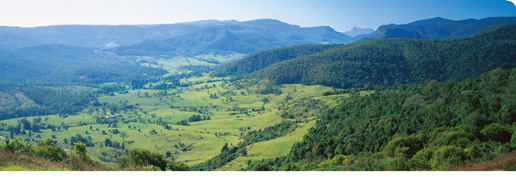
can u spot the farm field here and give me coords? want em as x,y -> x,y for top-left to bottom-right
0,75 -> 338,167
138,53 -> 245,75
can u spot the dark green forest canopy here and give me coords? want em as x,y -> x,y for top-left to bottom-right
0,45 -> 167,84
220,25 -> 516,89
0,84 -> 96,120
254,67 -> 516,170
212,44 -> 339,77
373,17 -> 516,39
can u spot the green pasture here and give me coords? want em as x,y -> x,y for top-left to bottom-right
0,76 -> 340,169
217,119 -> 317,171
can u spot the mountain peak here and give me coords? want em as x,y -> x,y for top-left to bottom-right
375,16 -> 516,39
409,17 -> 454,25
179,19 -> 240,26
343,26 -> 375,37
243,19 -> 290,26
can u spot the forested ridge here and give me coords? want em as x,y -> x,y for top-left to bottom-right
2,18 -> 516,172
192,121 -> 297,171
245,67 -> 516,171
0,84 -> 96,120
212,44 -> 339,77
373,17 -> 516,39
0,45 -> 168,84
219,25 -> 516,89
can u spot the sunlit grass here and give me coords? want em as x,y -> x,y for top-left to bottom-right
0,75 -> 337,168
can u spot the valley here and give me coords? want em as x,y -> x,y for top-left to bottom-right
0,72 -> 343,169
1,17 -> 516,171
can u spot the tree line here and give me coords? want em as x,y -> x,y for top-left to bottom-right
244,67 -> 516,170
218,25 -> 516,90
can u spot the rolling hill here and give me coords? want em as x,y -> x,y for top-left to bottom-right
218,24 -> 516,89
0,19 -> 352,56
374,16 -> 516,39
0,19 -> 354,84
212,44 -> 339,77
0,24 -> 200,48
0,45 -> 167,84
112,19 -> 352,56
248,66 -> 516,171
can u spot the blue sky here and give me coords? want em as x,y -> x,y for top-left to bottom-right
0,0 -> 515,31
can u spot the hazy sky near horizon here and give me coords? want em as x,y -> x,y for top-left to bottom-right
1,0 -> 515,31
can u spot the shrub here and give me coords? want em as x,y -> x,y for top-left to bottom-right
119,148 -> 167,170
511,131 -> 516,148
329,155 -> 354,166
408,147 -> 435,170
166,160 -> 189,171
144,165 -> 161,171
73,141 -> 87,157
498,104 -> 516,124
432,131 -> 476,148
252,161 -> 271,171
431,145 -> 467,170
35,139 -> 67,162
481,123 -> 511,143
118,148 -> 188,171
464,142 -> 499,160
0,138 -> 34,155
300,162 -> 317,171
282,162 -> 298,171
386,157 -> 409,171
383,134 -> 427,158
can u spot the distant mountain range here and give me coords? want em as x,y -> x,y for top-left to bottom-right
217,24 -> 516,88
109,16 -> 516,56
0,19 -> 353,83
111,19 -> 352,56
374,17 -> 516,39
0,19 -> 352,56
1,17 -> 516,84
343,26 -> 375,37
0,24 -> 196,48
1,17 -> 515,56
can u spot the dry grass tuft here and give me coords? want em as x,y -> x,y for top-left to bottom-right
0,150 -> 68,171
452,153 -> 516,171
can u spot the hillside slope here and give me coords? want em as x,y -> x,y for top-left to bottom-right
374,17 -> 516,39
113,19 -> 351,56
247,66 -> 516,171
0,19 -> 351,55
0,45 -> 167,84
0,86 -> 36,108
0,24 -> 200,48
212,44 -> 340,77
249,25 -> 516,88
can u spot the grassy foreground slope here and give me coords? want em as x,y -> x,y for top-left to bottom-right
0,150 -> 69,171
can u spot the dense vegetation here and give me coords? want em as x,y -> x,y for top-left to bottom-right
2,17 -> 516,172
213,44 -> 338,77
0,84 -> 96,120
0,138 -> 107,170
192,121 -> 297,171
118,148 -> 189,171
374,17 -> 516,39
0,138 -> 189,171
0,45 -> 167,84
246,67 -> 516,170
246,25 -> 516,89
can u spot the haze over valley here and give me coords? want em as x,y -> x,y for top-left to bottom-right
1,0 -> 516,173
